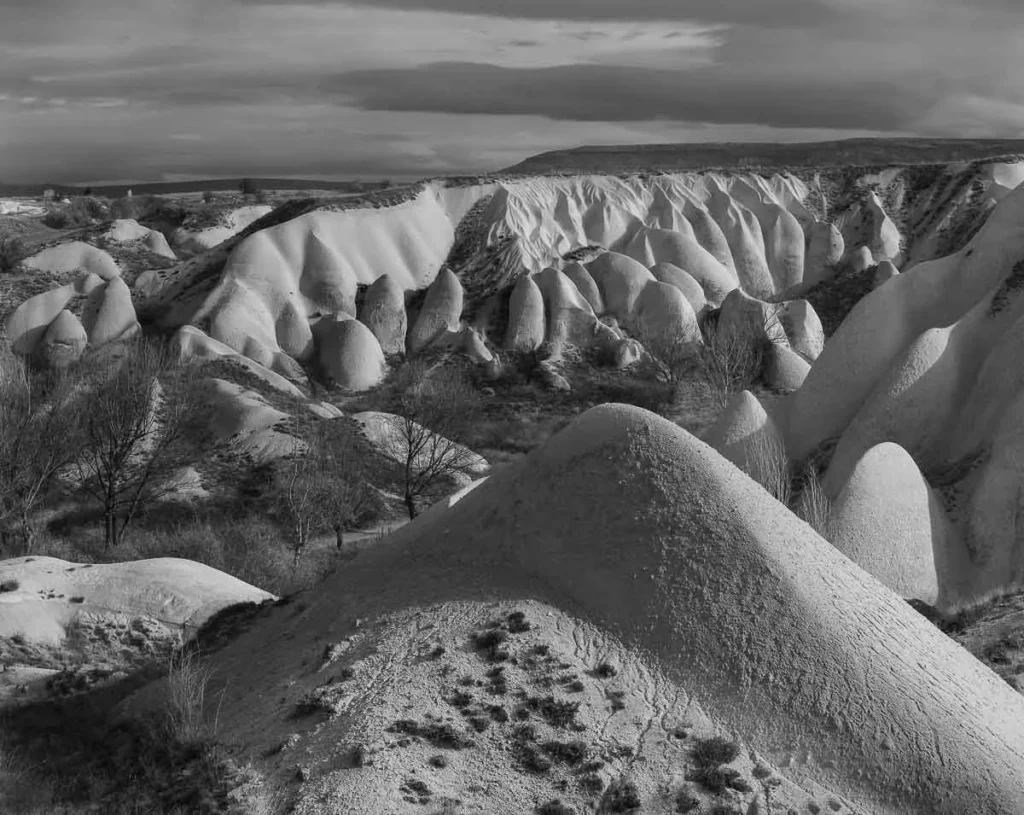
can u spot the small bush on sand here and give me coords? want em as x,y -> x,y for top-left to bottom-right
162,647 -> 219,745
744,431 -> 792,506
0,579 -> 18,592
797,464 -> 835,541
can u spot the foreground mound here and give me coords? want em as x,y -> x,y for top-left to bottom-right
185,405 -> 1024,814
0,557 -> 272,651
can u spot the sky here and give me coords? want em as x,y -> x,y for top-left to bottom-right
1,0 -> 1023,184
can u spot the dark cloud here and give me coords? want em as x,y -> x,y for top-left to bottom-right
237,0 -> 841,28
331,61 -> 936,131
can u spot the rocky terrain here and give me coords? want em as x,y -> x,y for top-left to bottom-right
2,139 -> 1024,813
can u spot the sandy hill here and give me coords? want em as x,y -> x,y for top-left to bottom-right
127,404 -> 1024,814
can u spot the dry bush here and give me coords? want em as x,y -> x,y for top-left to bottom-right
797,465 -> 836,541
0,733 -> 53,813
635,324 -> 701,407
745,431 -> 791,506
695,324 -> 765,410
162,647 -> 219,746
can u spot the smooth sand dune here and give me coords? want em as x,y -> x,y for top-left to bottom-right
199,405 -> 1024,814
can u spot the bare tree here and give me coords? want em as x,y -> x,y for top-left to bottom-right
272,417 -> 376,566
0,354 -> 80,553
74,340 -> 209,549
635,325 -> 701,404
696,305 -> 786,409
382,359 -> 480,520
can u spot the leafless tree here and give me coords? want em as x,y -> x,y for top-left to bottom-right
0,353 -> 80,553
696,305 -> 785,409
383,359 -> 480,520
73,340 -> 209,549
273,417 -> 376,565
635,324 -> 701,401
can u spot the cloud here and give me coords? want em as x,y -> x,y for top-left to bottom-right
2,0 -> 1024,183
237,0 -> 842,28
331,61 -> 936,131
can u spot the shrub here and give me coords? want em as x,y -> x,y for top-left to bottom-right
202,191 -> 215,204
162,647 -> 218,745
0,236 -> 28,274
744,431 -> 792,506
602,778 -> 641,812
797,464 -> 835,541
691,735 -> 741,768
0,580 -> 18,593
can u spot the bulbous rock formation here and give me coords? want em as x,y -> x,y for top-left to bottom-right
649,262 -> 707,316
778,299 -> 824,362
317,317 -> 386,392
80,276 -> 140,348
585,251 -> 655,324
505,274 -> 546,352
633,280 -> 701,344
829,442 -> 965,606
561,261 -> 604,314
39,309 -> 87,368
359,274 -> 407,355
805,220 -> 845,286
408,268 -> 463,354
764,343 -> 810,391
